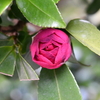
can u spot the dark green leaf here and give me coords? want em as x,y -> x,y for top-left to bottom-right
0,0 -> 12,15
0,39 -> 13,46
0,46 -> 13,63
16,53 -> 39,81
66,19 -> 100,56
0,46 -> 16,76
8,1 -> 27,21
0,17 -> 2,23
38,64 -> 82,100
97,24 -> 100,30
18,31 -> 31,54
86,0 -> 100,14
16,0 -> 66,28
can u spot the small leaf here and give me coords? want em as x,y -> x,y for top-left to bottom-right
16,0 -> 66,28
0,0 -> 12,15
16,53 -> 39,81
38,64 -> 82,100
0,47 -> 16,76
66,19 -> 100,56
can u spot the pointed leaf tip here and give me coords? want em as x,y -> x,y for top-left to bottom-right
16,53 -> 39,81
0,0 -> 13,15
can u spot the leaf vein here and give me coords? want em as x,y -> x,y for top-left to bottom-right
0,46 -> 13,65
54,70 -> 61,100
28,0 -> 62,23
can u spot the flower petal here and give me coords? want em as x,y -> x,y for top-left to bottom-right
33,54 -> 54,68
30,42 -> 39,59
30,28 -> 72,69
40,49 -> 55,63
40,33 -> 64,43
55,42 -> 71,64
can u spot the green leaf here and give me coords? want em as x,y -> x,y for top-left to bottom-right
16,0 -> 66,28
97,24 -> 100,30
8,1 -> 27,21
0,17 -> 2,23
0,0 -> 12,15
18,31 -> 31,54
16,53 -> 39,81
53,0 -> 60,3
68,53 -> 90,67
0,39 -> 13,46
66,19 -> 100,56
86,0 -> 100,14
0,46 -> 13,63
38,64 -> 82,100
0,46 -> 16,76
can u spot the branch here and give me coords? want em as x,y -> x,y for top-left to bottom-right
0,21 -> 26,36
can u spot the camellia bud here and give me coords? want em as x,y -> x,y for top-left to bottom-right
30,28 -> 72,69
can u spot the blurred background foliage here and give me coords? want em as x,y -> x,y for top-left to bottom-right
0,0 -> 100,100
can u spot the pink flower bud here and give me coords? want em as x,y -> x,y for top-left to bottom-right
30,28 -> 72,69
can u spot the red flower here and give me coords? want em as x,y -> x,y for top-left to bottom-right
30,28 -> 72,69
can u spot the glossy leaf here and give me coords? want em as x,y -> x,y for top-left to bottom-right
16,0 -> 66,28
66,19 -> 100,56
16,53 -> 39,81
0,46 -> 16,76
0,0 -> 12,15
38,64 -> 82,100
